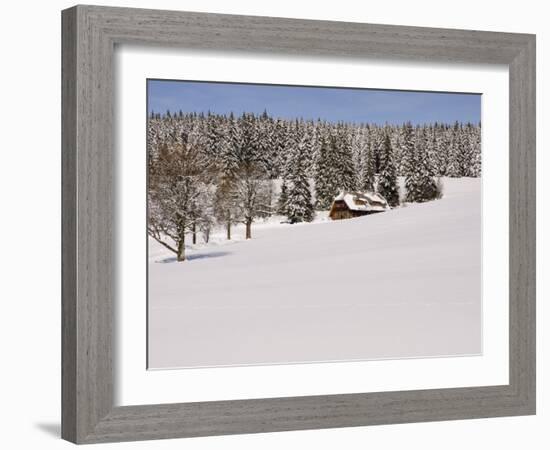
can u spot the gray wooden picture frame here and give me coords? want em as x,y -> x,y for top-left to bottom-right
61,4 -> 536,444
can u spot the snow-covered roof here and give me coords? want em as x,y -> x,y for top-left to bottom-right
333,191 -> 390,212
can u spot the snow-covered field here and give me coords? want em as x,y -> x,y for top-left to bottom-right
148,177 -> 482,369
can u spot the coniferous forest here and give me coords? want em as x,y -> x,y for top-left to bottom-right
147,110 -> 481,261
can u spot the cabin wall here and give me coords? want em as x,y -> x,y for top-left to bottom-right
330,208 -> 370,221
331,210 -> 354,220
329,199 -> 386,220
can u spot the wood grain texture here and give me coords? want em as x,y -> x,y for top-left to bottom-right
61,4 -> 536,444
508,36 -> 536,408
61,7 -> 77,443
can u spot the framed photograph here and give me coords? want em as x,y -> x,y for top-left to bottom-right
62,5 -> 536,444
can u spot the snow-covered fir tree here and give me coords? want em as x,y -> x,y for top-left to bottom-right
234,113 -> 272,239
214,113 -> 242,240
399,122 -> 416,177
277,121 -> 298,215
286,134 -> 314,223
377,133 -> 400,206
405,128 -> 440,203
359,136 -> 376,192
431,123 -> 448,176
334,123 -> 357,192
468,123 -> 482,177
314,132 -> 341,209
446,122 -> 462,177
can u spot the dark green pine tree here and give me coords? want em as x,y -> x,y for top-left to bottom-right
469,124 -> 482,177
431,123 -> 447,177
251,112 -> 276,178
405,128 -> 440,203
286,135 -> 314,223
377,133 -> 400,206
425,124 -> 437,177
273,119 -> 288,179
203,114 -> 223,159
238,113 -> 256,165
314,132 -> 340,209
399,121 -> 415,177
214,113 -> 242,240
458,124 -> 473,177
277,180 -> 289,215
335,123 -> 356,192
446,121 -> 462,177
359,139 -> 376,192
277,122 -> 297,215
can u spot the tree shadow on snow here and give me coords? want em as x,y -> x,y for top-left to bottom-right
157,251 -> 231,263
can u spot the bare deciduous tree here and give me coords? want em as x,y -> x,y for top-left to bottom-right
147,135 -> 211,261
234,168 -> 273,239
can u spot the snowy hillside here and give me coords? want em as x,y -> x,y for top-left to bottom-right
148,177 -> 481,369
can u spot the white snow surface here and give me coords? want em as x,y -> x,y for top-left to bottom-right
148,178 -> 482,369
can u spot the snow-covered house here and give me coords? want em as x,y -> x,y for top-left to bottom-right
329,191 -> 390,220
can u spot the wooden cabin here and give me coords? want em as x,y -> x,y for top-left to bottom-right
329,191 -> 390,220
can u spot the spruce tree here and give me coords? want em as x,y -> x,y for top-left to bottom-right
405,128 -> 440,202
446,121 -> 462,177
350,127 -> 364,182
335,123 -> 356,191
252,113 -> 275,178
359,140 -> 376,192
273,119 -> 287,179
314,132 -> 340,209
286,135 -> 314,223
214,113 -> 241,239
277,180 -> 289,215
203,114 -> 223,159
277,122 -> 296,215
458,124 -> 473,176
425,125 -> 438,177
469,124 -> 482,177
307,120 -> 323,178
377,133 -> 400,206
432,123 -> 447,176
400,122 -> 415,177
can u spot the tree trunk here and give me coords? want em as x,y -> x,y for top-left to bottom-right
204,229 -> 210,243
177,235 -> 186,261
192,222 -> 197,245
245,218 -> 252,239
226,221 -> 231,240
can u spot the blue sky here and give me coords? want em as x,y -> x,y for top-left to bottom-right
147,79 -> 481,125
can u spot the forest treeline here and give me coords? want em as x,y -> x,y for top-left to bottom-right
148,110 -> 481,261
